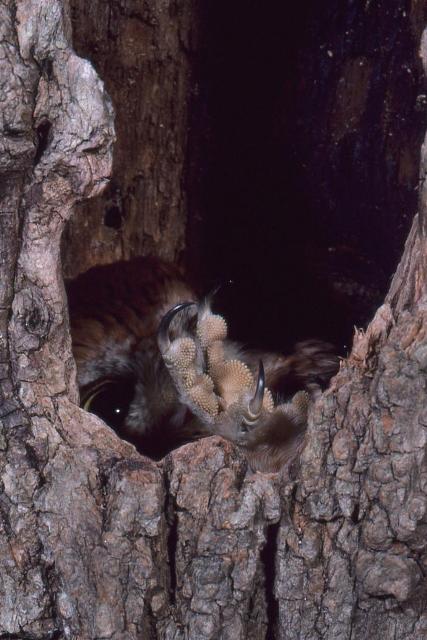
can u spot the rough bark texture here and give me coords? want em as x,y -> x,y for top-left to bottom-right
1,2 -> 426,640
275,214 -> 427,638
62,0 -> 197,279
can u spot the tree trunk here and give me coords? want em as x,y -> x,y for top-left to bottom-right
0,2 -> 426,640
62,0 -> 197,279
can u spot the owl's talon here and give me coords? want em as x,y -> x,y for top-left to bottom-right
157,301 -> 197,353
244,360 -> 265,424
157,299 -> 311,468
158,301 -> 278,428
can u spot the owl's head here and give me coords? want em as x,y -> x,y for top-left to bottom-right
67,257 -> 200,459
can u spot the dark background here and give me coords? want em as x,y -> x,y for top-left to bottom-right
186,0 -> 426,354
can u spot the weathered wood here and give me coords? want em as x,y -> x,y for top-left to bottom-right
276,213 -> 426,638
0,1 -> 426,639
62,0 -> 197,279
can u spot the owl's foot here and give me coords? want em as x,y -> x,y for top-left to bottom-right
157,301 -> 273,428
157,301 -> 310,471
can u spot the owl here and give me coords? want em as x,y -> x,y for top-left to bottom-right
67,257 -> 338,473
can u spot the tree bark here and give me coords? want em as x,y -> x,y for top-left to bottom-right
0,3 -> 426,640
276,222 -> 427,638
62,0 -> 197,279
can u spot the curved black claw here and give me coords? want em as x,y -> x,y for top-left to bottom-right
245,360 -> 265,424
157,301 -> 197,353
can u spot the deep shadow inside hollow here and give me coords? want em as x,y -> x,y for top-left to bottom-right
67,0 -> 425,461
186,0 -> 425,357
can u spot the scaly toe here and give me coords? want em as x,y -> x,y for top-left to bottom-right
188,374 -> 219,417
197,312 -> 228,348
263,388 -> 275,413
163,337 -> 196,369
213,359 -> 254,406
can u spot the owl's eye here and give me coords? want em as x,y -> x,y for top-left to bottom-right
82,379 -> 135,430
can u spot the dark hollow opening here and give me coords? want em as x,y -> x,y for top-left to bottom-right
67,0 -> 426,459
186,0 -> 425,356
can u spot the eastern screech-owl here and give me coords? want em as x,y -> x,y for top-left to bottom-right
67,257 -> 338,473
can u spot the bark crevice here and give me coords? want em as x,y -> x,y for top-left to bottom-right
262,521 -> 280,640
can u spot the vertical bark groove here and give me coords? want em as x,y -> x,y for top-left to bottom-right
262,522 -> 280,640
